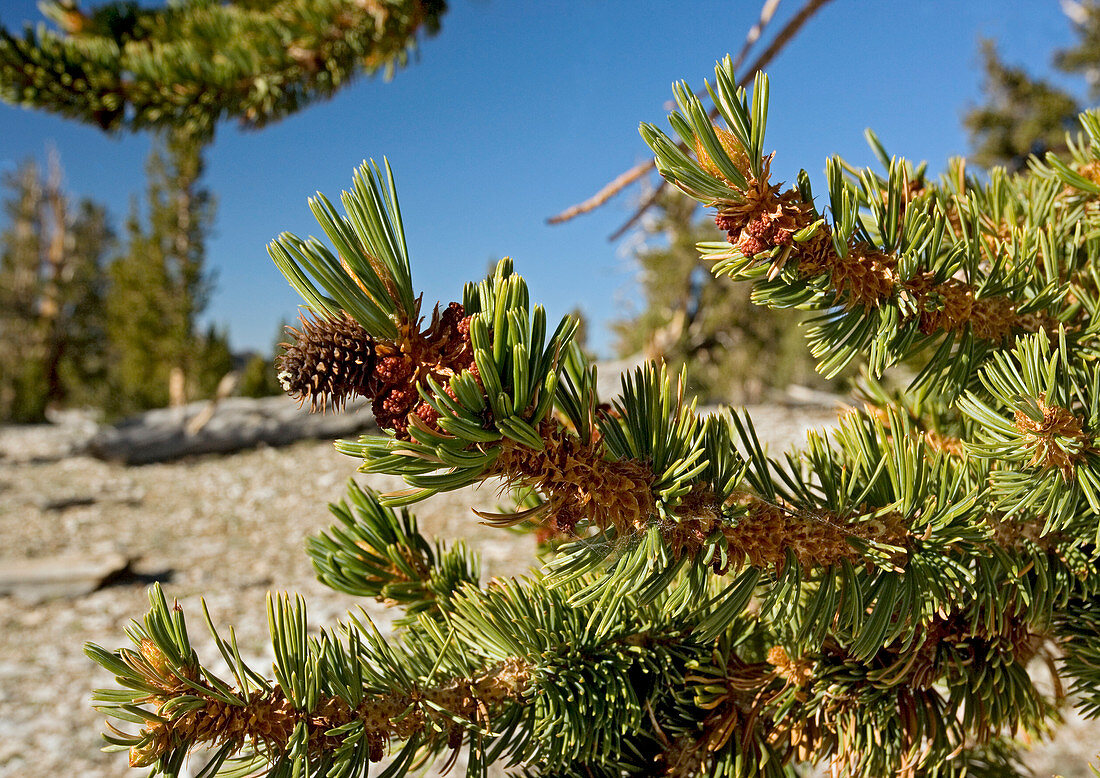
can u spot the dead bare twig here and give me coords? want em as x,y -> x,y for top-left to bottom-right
547,0 -> 835,237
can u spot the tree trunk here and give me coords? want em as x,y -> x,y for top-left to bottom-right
41,149 -> 68,408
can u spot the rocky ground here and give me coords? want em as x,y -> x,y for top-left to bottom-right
0,404 -> 1096,777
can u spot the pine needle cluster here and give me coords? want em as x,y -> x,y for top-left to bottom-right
87,58 -> 1100,777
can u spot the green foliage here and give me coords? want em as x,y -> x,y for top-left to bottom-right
103,130 -> 225,416
1056,2 -> 1100,98
238,356 -> 281,399
964,40 -> 1081,170
0,154 -> 113,422
0,0 -> 447,138
0,0 -> 452,418
270,158 -> 418,339
965,4 -> 1100,170
307,480 -> 479,623
88,62 -> 1100,777
236,321 -> 293,398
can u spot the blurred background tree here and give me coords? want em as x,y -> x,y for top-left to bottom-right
0,0 -> 447,420
103,130 -> 229,416
238,320 -> 291,399
0,0 -> 448,137
0,152 -> 112,422
965,1 -> 1100,169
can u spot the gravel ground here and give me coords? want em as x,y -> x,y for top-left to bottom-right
0,405 -> 1096,777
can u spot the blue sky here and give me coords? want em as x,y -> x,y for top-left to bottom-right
0,0 -> 1089,356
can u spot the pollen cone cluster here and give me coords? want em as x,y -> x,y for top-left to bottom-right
125,655 -> 530,769
766,646 -> 814,688
721,493 -> 908,570
904,275 -> 1017,340
489,422 -> 655,536
1013,395 -> 1092,479
372,301 -> 476,437
277,302 -> 476,438
799,241 -> 899,310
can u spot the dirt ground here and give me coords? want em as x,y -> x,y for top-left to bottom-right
0,406 -> 1096,777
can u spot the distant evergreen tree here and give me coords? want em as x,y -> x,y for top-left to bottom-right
104,130 -> 221,415
194,322 -> 234,399
237,352 -> 280,398
0,163 -> 47,422
1055,1 -> 1100,98
56,197 -> 113,409
616,190 -> 823,403
964,40 -> 1081,171
0,154 -> 112,422
1,0 -> 449,417
965,3 -> 1100,169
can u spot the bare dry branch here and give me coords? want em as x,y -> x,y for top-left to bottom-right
732,0 -> 783,74
546,160 -> 655,225
547,0 -> 835,236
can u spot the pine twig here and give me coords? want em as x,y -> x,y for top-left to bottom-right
545,0 -> 781,228
547,0 -> 835,235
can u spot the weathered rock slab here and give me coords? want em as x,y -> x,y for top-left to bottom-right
0,553 -> 131,603
88,395 -> 376,465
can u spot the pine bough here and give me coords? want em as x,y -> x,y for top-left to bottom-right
88,57 -> 1100,777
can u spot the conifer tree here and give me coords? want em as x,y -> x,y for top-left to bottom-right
0,153 -> 112,421
965,2 -> 1100,169
87,61 -> 1100,776
964,40 -> 1081,171
239,321 -> 293,399
1,0 -> 447,415
104,129 -> 221,414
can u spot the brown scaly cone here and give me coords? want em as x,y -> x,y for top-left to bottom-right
278,311 -> 376,412
1013,394 -> 1092,479
277,301 -> 477,439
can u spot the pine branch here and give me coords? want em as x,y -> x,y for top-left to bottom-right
642,61 -> 1073,391
307,480 -> 479,623
0,0 -> 446,136
89,62 -> 1100,777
